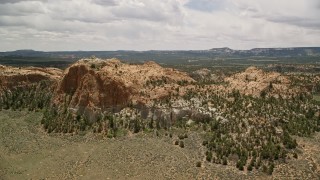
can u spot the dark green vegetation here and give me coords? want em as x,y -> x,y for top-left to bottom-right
0,81 -> 52,111
0,56 -> 74,69
199,92 -> 319,174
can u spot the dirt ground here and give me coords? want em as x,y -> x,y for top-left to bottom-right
0,110 -> 319,180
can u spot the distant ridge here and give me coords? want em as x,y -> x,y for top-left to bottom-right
0,47 -> 319,59
207,47 -> 320,56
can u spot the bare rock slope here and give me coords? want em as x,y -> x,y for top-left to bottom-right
53,58 -> 195,115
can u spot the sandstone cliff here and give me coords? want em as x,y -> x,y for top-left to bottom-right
53,58 -> 195,119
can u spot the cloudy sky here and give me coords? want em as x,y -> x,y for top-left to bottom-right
0,0 -> 319,51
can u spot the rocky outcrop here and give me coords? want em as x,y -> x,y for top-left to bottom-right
0,65 -> 63,112
191,68 -> 221,83
0,65 -> 62,91
53,58 -> 195,120
225,66 -> 301,97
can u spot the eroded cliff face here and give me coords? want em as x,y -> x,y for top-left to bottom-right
55,63 -> 131,115
53,58 -> 195,120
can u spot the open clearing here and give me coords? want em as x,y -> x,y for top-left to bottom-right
0,110 -> 319,179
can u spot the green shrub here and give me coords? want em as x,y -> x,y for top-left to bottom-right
178,134 -> 185,140
206,151 -> 212,162
222,157 -> 227,165
184,133 -> 188,138
179,141 -> 185,148
202,140 -> 208,146
174,140 -> 179,145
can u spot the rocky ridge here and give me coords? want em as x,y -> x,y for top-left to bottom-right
0,65 -> 62,90
0,60 -> 309,122
52,58 -> 195,121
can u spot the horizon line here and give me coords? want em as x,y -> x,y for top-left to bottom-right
1,46 -> 320,53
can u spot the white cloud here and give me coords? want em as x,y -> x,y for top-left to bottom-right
0,0 -> 319,51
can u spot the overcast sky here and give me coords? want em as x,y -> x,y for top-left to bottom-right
0,0 -> 319,51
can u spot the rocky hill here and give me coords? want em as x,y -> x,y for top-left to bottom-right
0,65 -> 62,90
52,58 -> 194,121
0,65 -> 62,111
0,60 -> 309,119
225,66 -> 304,98
0,61 -> 309,115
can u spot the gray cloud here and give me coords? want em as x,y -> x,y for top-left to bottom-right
185,0 -> 226,12
233,0 -> 320,30
266,16 -> 320,29
0,1 -> 45,16
112,8 -> 168,22
111,1 -> 184,23
91,0 -> 117,6
0,0 -> 47,4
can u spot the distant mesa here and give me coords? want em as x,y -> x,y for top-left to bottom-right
13,49 -> 36,52
209,47 -> 233,51
0,47 -> 319,59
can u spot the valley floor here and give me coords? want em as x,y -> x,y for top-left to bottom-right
0,110 -> 319,179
